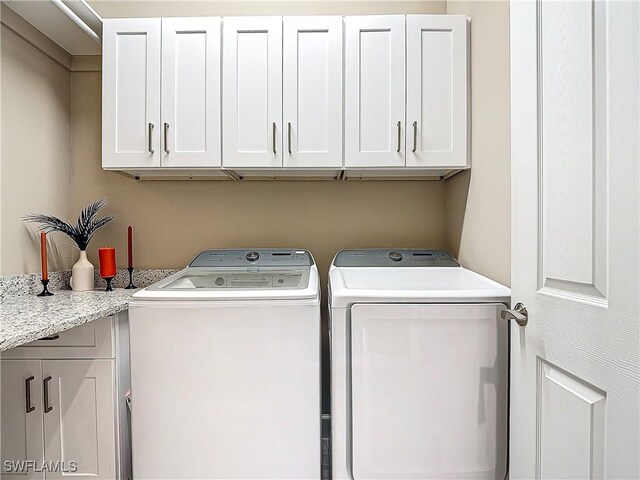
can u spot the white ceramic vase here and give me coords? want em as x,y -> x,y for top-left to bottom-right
70,250 -> 94,291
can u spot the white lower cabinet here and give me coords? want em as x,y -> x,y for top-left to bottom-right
1,317 -> 130,480
1,360 -> 45,480
42,360 -> 116,480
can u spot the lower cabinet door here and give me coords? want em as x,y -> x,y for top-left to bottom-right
42,360 -> 116,480
1,360 -> 45,480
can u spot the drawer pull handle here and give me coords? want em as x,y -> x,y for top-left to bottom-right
25,376 -> 35,413
41,334 -> 60,341
44,376 -> 53,413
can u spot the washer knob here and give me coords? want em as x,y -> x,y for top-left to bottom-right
389,251 -> 403,262
246,251 -> 260,262
214,277 -> 225,286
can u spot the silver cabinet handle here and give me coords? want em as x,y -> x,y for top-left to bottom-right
148,123 -> 154,154
164,123 -> 169,153
412,121 -> 417,153
396,121 -> 401,153
25,376 -> 35,413
501,303 -> 528,326
43,376 -> 53,413
288,122 -> 292,154
273,122 -> 276,154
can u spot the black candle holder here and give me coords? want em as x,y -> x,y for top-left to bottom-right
125,267 -> 137,289
103,276 -> 114,292
37,278 -> 53,297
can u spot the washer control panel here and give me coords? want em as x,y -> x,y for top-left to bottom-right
333,250 -> 459,267
189,249 -> 313,267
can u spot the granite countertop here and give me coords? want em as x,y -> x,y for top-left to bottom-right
0,288 -> 137,352
0,268 -> 177,352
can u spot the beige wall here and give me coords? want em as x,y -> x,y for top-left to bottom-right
0,13 -> 75,275
445,0 -> 511,286
88,0 -> 447,17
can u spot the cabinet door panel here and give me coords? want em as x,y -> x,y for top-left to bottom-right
283,17 -> 342,168
43,360 -> 115,480
345,16 -> 405,167
162,18 -> 221,167
223,17 -> 282,168
406,15 -> 468,168
102,19 -> 161,169
0,360 -> 44,480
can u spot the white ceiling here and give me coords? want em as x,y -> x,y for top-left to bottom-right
4,0 -> 102,55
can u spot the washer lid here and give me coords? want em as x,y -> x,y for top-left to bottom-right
133,249 -> 319,301
329,263 -> 510,307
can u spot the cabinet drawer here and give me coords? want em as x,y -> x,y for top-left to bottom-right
2,317 -> 114,359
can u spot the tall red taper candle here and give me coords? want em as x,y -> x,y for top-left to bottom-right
40,231 -> 48,280
99,247 -> 117,278
127,226 -> 133,269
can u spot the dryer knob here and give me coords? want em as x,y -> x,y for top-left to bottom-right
389,251 -> 403,262
246,251 -> 260,262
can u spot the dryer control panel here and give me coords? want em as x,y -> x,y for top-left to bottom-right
333,250 -> 460,267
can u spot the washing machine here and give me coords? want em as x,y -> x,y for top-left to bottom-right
129,249 -> 321,479
329,249 -> 511,480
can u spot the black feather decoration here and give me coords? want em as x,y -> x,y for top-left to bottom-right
23,197 -> 116,251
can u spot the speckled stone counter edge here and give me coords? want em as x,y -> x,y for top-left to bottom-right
0,268 -> 178,299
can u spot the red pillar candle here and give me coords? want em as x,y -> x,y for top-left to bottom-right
127,226 -> 133,269
40,231 -> 48,280
98,247 -> 117,278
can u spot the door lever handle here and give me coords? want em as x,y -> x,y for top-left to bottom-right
501,303 -> 528,326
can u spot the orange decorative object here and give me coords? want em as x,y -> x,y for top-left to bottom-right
98,247 -> 117,278
40,231 -> 48,280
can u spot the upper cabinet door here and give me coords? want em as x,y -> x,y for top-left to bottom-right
345,16 -> 406,168
283,17 -> 343,168
161,18 -> 221,168
223,17 -> 283,168
406,15 -> 469,168
102,19 -> 161,169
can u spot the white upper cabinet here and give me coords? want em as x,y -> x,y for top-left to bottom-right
161,18 -> 221,168
345,16 -> 406,168
406,15 -> 468,168
283,17 -> 343,168
101,15 -> 470,177
102,19 -> 161,169
223,17 -> 283,168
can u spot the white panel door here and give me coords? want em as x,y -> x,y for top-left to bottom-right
0,360 -> 44,480
43,360 -> 116,480
406,15 -> 468,168
345,16 -> 405,167
223,17 -> 282,168
283,17 -> 342,168
102,19 -> 161,169
510,1 -> 639,478
350,303 -> 508,480
161,18 -> 221,168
